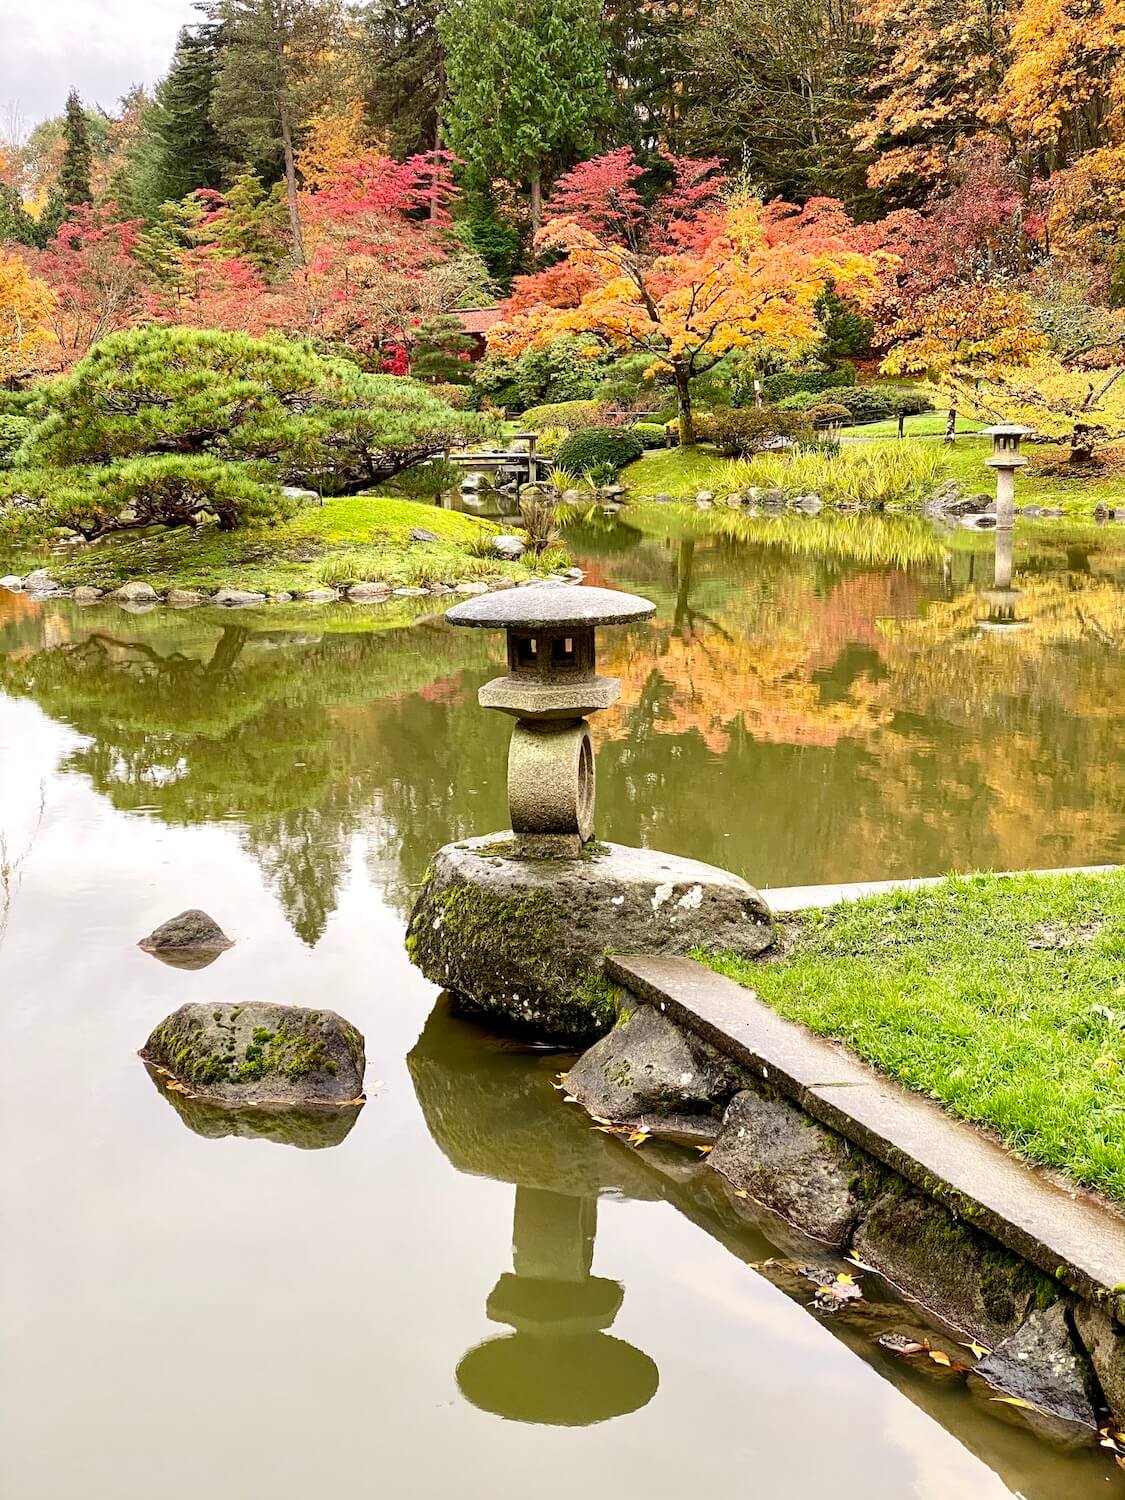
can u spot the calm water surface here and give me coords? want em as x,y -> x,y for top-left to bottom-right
1,509 -> 1123,1499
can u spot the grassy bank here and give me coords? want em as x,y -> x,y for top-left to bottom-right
4,495 -> 559,595
621,434 -> 1122,516
701,870 -> 1125,1202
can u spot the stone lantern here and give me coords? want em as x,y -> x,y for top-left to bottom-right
983,423 -> 1031,527
445,585 -> 655,858
979,523 -> 1027,633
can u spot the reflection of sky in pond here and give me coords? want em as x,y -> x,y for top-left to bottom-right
0,511 -> 1121,1499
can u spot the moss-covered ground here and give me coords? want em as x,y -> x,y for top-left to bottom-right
701,869 -> 1125,1202
6,494 -> 563,594
620,435 -> 1124,516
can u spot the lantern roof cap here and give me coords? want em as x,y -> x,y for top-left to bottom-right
446,584 -> 655,631
982,423 -> 1033,436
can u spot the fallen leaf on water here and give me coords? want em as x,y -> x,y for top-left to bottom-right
1116,1454 -> 1125,1472
627,1129 -> 651,1146
846,1251 -> 877,1272
928,1350 -> 952,1367
959,1340 -> 991,1360
991,1396 -> 1035,1410
562,1094 -> 579,1104
695,1144 -> 714,1154
589,1113 -> 612,1125
733,1188 -> 749,1199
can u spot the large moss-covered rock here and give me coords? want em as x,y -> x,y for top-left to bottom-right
708,1088 -> 864,1247
564,1004 -> 743,1121
976,1303 -> 1100,1428
406,835 -> 773,1042
852,1180 -> 1058,1350
141,1002 -> 365,1108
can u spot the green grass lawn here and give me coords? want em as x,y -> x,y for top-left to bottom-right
846,413 -> 987,440
702,870 -> 1125,1202
9,495 -> 559,595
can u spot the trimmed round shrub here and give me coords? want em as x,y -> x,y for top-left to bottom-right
808,402 -> 852,425
520,399 -> 601,431
555,427 -> 645,476
834,386 -> 893,424
631,422 -> 666,449
709,407 -> 815,457
886,386 -> 935,418
762,366 -> 855,402
0,415 -> 31,469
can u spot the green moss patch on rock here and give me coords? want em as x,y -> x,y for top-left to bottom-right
141,1002 -> 365,1108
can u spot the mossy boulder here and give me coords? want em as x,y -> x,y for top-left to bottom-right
406,835 -> 773,1043
564,1004 -> 743,1122
138,908 -> 233,969
141,1002 -> 365,1108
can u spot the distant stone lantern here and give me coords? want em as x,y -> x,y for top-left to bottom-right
979,520 -> 1027,633
983,423 -> 1031,527
445,585 -> 656,858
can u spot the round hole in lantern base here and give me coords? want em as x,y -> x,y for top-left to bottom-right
446,585 -> 656,859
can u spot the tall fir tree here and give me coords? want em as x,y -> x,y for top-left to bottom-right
361,0 -> 445,158
205,0 -> 348,266
440,0 -> 610,231
140,26 -> 227,213
43,89 -> 94,234
604,0 -> 696,156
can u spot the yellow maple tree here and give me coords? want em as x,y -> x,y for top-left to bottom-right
0,251 -> 57,381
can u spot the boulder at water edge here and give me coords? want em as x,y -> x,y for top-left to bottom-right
141,1002 -> 366,1108
406,834 -> 773,1042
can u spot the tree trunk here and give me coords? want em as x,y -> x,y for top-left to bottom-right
1069,423 -> 1096,463
430,113 -> 444,221
945,407 -> 957,442
279,98 -> 305,267
674,362 -> 695,446
897,412 -> 905,440
530,171 -> 542,236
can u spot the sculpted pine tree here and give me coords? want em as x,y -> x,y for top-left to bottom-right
440,0 -> 610,230
205,0 -> 348,265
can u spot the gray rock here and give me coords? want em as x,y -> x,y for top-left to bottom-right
24,568 -> 61,593
393,586 -> 428,596
1073,1303 -> 1125,1424
708,1088 -> 863,1246
696,490 -> 714,503
454,580 -> 491,594
110,580 -> 158,602
347,582 -> 391,601
411,527 -> 439,543
281,485 -> 320,501
213,587 -> 266,607
0,574 -> 23,590
302,587 -> 339,602
461,473 -> 483,491
852,1183 -> 1051,1349
492,534 -> 526,559
269,591 -> 294,603
562,489 -> 583,503
73,586 -> 104,603
139,908 -> 233,959
562,567 -> 584,579
976,1303 -> 1100,1427
406,834 -> 773,1042
141,1001 -> 365,1108
565,1003 -> 742,1120
166,588 -> 206,607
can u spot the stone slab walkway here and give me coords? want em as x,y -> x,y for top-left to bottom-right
606,953 -> 1125,1303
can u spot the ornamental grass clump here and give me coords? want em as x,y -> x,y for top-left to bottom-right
715,441 -> 945,507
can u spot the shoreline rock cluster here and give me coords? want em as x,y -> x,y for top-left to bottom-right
0,565 -> 584,609
563,1001 -> 1125,1434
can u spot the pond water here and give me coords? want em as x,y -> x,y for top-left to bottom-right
1,509 -> 1123,1500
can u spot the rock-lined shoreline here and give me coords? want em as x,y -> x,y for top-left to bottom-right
0,565 -> 585,608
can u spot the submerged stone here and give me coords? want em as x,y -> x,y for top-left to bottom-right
143,1063 -> 362,1149
976,1303 -> 1100,1428
406,834 -> 773,1042
139,908 -> 233,962
565,1004 -> 742,1121
140,1001 -> 366,1108
708,1088 -> 863,1247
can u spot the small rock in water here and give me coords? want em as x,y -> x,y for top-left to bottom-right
455,581 -> 490,594
139,909 -> 234,969
347,581 -> 391,602
111,580 -> 158,602
410,527 -> 439,543
213,587 -> 266,607
166,588 -> 206,606
302,587 -> 339,603
140,1001 -> 366,1109
24,568 -> 61,593
0,574 -> 23,590
269,591 -> 294,603
73,586 -> 104,603
393,585 -> 428,596
562,488 -> 583,503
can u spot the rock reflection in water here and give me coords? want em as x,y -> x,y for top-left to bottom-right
142,1061 -> 364,1149
408,997 -> 659,1425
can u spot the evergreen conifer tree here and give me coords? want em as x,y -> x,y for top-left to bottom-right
43,90 -> 93,233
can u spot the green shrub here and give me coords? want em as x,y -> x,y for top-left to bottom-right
533,426 -> 570,459
0,415 -> 31,469
521,399 -> 601,431
22,327 -> 496,491
885,386 -> 935,418
808,402 -> 852,425
834,386 -> 893,424
762,366 -> 855,402
0,388 -> 39,416
555,427 -> 645,476
714,441 -> 945,507
631,422 -> 666,449
0,455 -> 290,543
709,407 -> 815,457
663,412 -> 716,445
